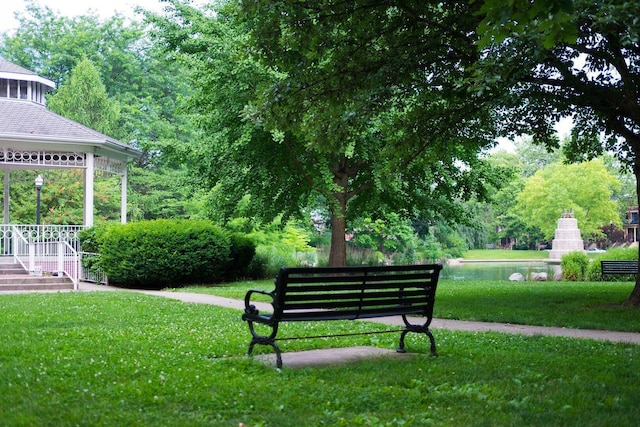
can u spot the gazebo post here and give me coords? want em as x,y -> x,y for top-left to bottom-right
84,153 -> 94,227
121,165 -> 128,224
3,170 -> 9,224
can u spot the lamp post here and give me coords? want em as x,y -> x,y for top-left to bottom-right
35,175 -> 43,225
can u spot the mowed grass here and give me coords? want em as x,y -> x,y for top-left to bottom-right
1,286 -> 639,426
462,249 -> 550,260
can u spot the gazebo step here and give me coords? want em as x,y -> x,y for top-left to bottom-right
0,267 -> 28,275
0,282 -> 74,291
0,274 -> 71,284
0,274 -> 74,291
0,261 -> 27,275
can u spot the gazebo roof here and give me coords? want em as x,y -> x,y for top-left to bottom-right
0,98 -> 142,162
0,58 -> 141,162
0,58 -> 56,89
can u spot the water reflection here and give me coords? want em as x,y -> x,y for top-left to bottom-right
443,262 -> 552,281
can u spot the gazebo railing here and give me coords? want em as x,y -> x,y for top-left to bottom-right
79,251 -> 108,285
0,224 -> 85,256
7,225 -> 87,290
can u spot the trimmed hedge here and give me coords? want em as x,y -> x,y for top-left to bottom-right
224,233 -> 257,281
87,220 -> 235,289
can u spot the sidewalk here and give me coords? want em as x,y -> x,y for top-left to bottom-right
78,282 -> 640,346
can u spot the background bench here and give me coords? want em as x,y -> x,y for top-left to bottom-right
242,264 -> 442,368
600,260 -> 638,280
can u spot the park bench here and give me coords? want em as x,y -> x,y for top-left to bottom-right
600,260 -> 638,280
241,263 -> 442,368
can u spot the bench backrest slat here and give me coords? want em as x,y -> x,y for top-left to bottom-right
273,264 -> 442,322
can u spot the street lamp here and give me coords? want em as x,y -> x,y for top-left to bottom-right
35,175 -> 43,225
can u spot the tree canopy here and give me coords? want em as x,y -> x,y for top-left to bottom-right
149,0 -> 512,266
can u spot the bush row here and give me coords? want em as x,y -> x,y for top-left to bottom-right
79,220 -> 256,290
560,247 -> 638,281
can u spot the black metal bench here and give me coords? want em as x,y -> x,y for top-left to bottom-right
600,260 -> 638,280
242,264 -> 442,368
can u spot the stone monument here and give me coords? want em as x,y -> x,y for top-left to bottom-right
548,209 -> 585,260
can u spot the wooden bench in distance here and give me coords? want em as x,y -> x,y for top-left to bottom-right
242,264 -> 442,368
600,260 -> 638,280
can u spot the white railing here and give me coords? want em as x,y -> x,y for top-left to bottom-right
10,224 -> 86,290
0,224 -> 84,255
79,252 -> 108,285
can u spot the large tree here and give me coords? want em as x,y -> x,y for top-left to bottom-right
150,0 -> 511,266
478,0 -> 640,305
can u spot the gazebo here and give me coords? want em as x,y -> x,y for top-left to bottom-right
0,58 -> 142,287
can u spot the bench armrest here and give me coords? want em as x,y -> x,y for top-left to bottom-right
243,289 -> 276,317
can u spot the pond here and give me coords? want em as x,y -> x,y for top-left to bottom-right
442,261 -> 556,281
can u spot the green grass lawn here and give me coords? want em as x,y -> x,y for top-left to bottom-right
463,249 -> 551,260
1,291 -> 639,426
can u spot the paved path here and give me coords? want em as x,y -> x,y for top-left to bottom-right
77,283 -> 640,346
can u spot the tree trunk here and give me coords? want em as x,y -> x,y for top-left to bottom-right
327,157 -> 351,267
328,207 -> 347,267
627,266 -> 640,306
625,161 -> 640,306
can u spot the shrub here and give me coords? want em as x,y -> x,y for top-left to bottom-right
99,220 -> 230,289
224,233 -> 256,281
561,251 -> 590,281
247,221 -> 316,278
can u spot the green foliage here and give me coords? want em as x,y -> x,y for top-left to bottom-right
351,213 -> 415,254
586,247 -> 639,282
78,223 -> 115,253
98,220 -> 231,289
432,222 -> 467,258
243,219 -> 316,277
516,160 -> 621,240
3,170 -> 122,225
127,164 -> 205,221
561,251 -> 589,281
47,57 -> 120,135
474,0 -> 578,48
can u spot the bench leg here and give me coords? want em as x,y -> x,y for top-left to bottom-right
398,315 -> 438,357
245,321 -> 284,368
247,338 -> 284,369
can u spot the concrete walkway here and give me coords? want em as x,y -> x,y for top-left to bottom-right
77,282 -> 640,346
